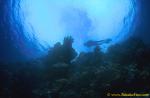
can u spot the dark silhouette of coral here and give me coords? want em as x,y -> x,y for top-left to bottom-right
46,36 -> 77,65
0,37 -> 150,98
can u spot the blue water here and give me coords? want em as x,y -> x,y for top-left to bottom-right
20,0 -> 137,54
0,0 -> 138,62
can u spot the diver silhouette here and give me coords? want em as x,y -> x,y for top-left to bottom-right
84,39 -> 112,47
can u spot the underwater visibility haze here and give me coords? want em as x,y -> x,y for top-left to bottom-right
1,0 -> 150,98
0,0 -> 139,61
21,0 -> 137,54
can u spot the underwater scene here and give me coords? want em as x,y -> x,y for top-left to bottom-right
0,0 -> 150,98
